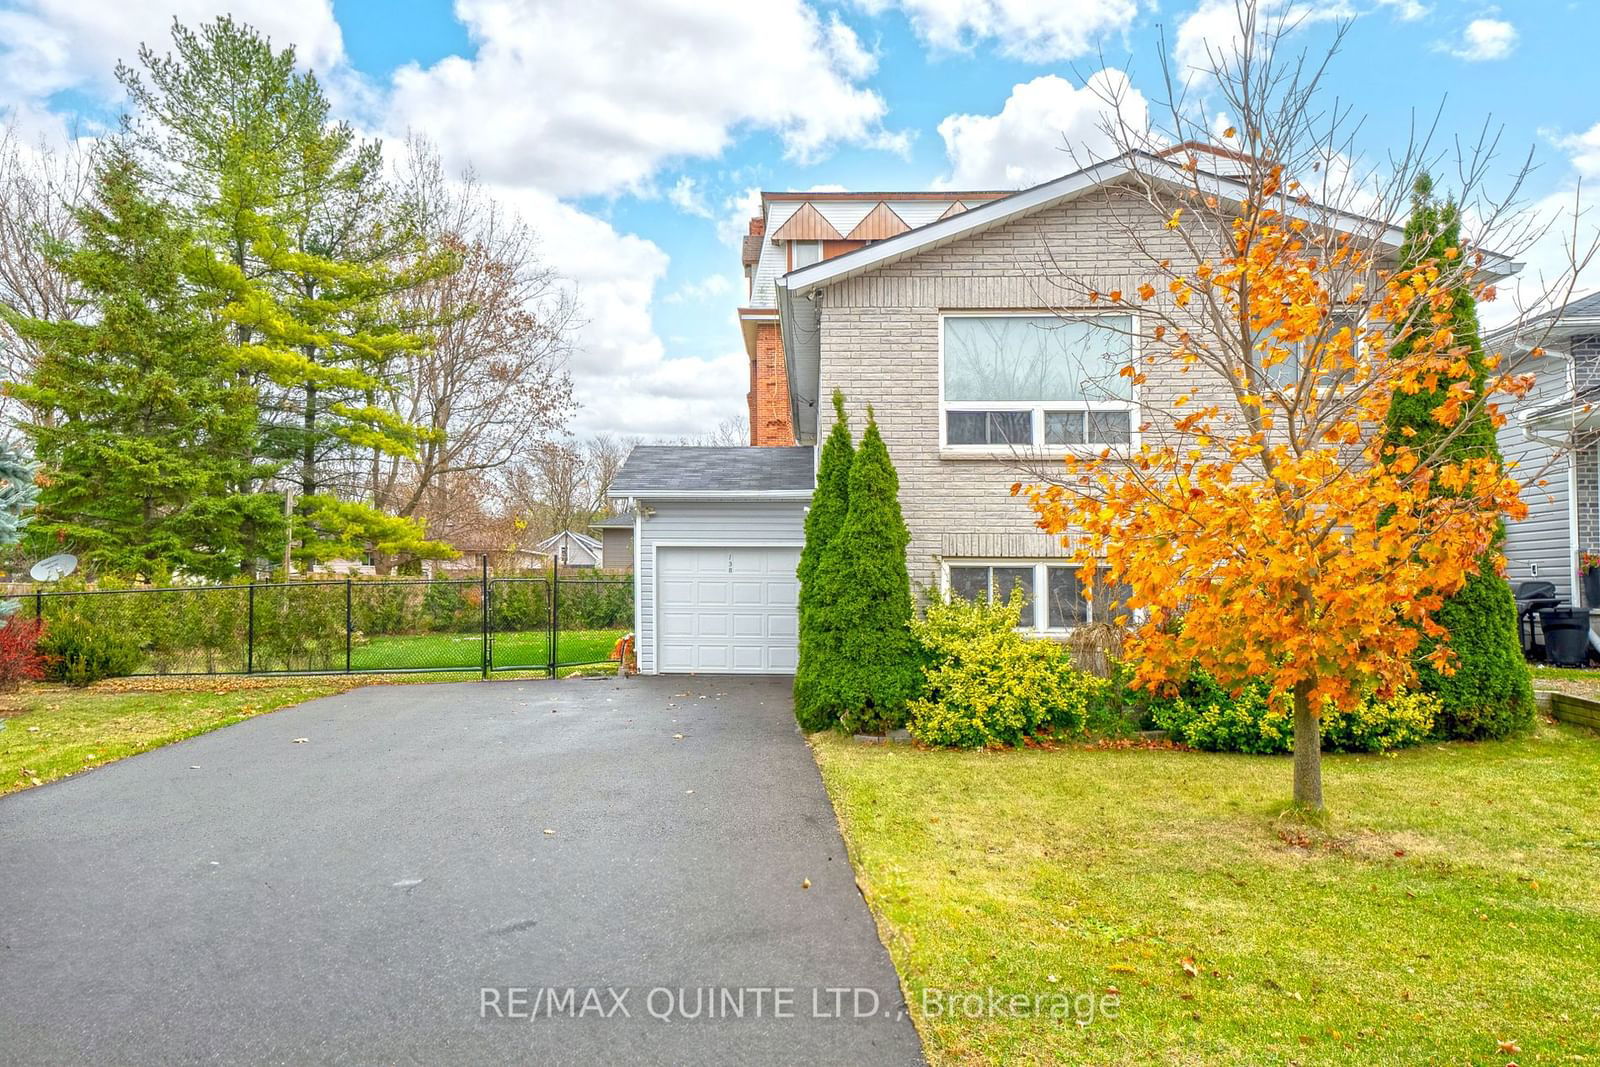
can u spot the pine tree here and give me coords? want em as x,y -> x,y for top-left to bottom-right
5,149 -> 280,579
807,407 -> 922,733
794,390 -> 854,730
1384,175 -> 1533,739
0,441 -> 39,618
118,17 -> 457,565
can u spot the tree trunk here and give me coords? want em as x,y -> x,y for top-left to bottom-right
1291,681 -> 1323,811
301,379 -> 317,497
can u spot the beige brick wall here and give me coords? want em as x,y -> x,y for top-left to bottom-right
816,186 -> 1207,598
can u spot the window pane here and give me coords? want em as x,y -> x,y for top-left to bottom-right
791,241 -> 822,268
1086,410 -> 1132,444
948,566 -> 990,603
947,410 -> 1032,445
946,410 -> 988,445
944,315 -> 1134,403
992,567 -> 1034,608
1047,567 -> 1087,628
1044,411 -> 1085,445
989,410 -> 1032,446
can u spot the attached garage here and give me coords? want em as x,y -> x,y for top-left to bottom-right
656,546 -> 800,672
608,447 -> 814,675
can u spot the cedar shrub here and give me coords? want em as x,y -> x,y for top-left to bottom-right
805,406 -> 922,733
794,391 -> 854,730
1383,175 -> 1533,739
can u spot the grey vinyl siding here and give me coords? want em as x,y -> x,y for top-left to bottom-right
1500,351 -> 1575,603
633,498 -> 809,674
600,528 -> 633,570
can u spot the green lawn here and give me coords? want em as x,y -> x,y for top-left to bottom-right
812,723 -> 1600,1065
0,679 -> 356,796
353,628 -> 624,670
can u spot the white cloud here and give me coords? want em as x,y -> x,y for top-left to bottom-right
716,186 -> 764,247
385,0 -> 901,199
1377,0 -> 1430,20
666,176 -> 713,219
663,273 -> 736,304
0,0 -> 345,104
1174,0 -> 1355,75
855,0 -> 1139,62
824,12 -> 878,79
1447,17 -> 1517,61
481,182 -> 745,437
936,71 -> 1149,189
1557,121 -> 1600,181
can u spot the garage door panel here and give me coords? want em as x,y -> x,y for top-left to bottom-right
655,546 -> 800,675
660,611 -> 697,637
730,613 -> 765,638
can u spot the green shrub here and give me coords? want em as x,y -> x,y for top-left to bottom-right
1083,661 -> 1149,738
794,392 -> 854,731
1415,564 -> 1534,740
908,593 -> 1106,748
38,614 -> 143,685
806,409 -> 923,734
1321,691 -> 1439,752
1149,678 -> 1292,754
1151,671 -> 1439,755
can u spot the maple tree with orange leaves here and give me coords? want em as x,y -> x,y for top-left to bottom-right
1010,6 -> 1579,809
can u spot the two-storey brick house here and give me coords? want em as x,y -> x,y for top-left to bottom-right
611,147 -> 1512,675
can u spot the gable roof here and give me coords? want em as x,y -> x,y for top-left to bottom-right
774,149 -> 1523,442
776,150 -> 1475,297
770,202 -> 843,241
845,201 -> 910,240
608,446 -> 814,498
535,529 -> 601,553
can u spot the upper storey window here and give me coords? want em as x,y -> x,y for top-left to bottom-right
942,313 -> 1136,449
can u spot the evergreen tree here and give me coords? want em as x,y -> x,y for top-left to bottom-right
4,149 -> 280,579
807,407 -> 922,733
1384,175 -> 1533,738
0,441 -> 39,618
118,17 -> 456,565
794,390 -> 854,730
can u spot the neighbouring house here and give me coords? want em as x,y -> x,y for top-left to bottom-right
590,513 -> 635,570
1494,291 -> 1600,617
614,146 -> 1518,675
534,529 -> 603,569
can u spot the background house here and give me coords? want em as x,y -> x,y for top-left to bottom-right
1495,292 -> 1600,612
589,513 -> 634,570
534,528 -> 603,569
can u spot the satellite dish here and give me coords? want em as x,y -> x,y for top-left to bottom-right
30,553 -> 77,582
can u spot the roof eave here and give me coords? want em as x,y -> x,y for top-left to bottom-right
606,489 -> 814,501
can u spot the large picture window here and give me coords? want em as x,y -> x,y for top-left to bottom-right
945,561 -> 1132,631
943,314 -> 1135,448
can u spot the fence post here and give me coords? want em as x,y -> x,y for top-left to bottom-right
33,588 -> 41,622
246,581 -> 255,675
345,577 -> 353,674
549,563 -> 559,678
480,555 -> 490,679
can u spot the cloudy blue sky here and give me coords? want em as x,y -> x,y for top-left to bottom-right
2,0 -> 1596,438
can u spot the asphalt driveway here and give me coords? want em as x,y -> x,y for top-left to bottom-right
0,676 -> 922,1066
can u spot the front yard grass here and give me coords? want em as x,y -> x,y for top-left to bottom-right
0,679 -> 361,796
812,722 -> 1600,1065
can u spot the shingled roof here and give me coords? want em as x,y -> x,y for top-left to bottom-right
608,446 -> 815,497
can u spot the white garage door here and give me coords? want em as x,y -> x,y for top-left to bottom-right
656,546 -> 800,674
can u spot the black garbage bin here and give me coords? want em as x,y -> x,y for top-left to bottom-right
1540,607 -> 1593,667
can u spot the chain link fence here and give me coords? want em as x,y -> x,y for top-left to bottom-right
29,568 -> 633,680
